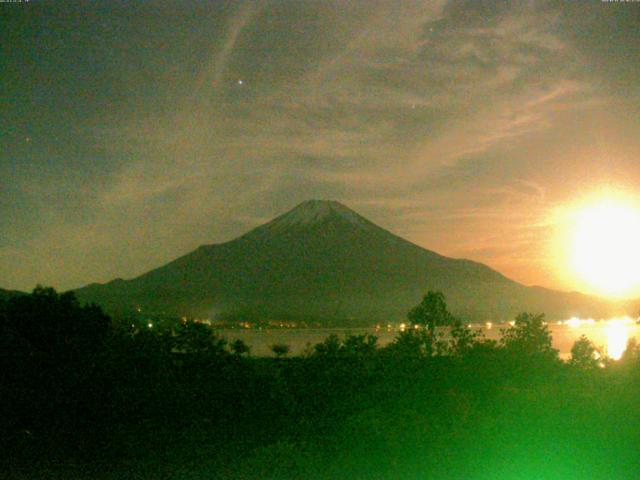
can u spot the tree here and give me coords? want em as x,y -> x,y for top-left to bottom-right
271,343 -> 291,358
386,329 -> 430,357
401,291 -> 454,357
448,320 -> 483,357
310,334 -> 379,358
230,338 -> 251,357
341,334 -> 378,357
4,285 -> 111,355
619,337 -> 639,366
313,334 -> 341,357
569,335 -> 600,369
1,287 -> 113,437
172,320 -> 227,356
500,312 -> 558,361
407,291 -> 454,333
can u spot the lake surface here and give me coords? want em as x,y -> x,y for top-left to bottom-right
217,318 -> 640,359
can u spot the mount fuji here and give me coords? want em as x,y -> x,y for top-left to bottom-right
75,200 -> 622,324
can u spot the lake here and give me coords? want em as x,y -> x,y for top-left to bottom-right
216,318 -> 640,359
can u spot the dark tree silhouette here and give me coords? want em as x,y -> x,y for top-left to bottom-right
448,320 -> 483,356
407,291 -> 454,332
569,335 -> 600,369
500,312 -> 558,361
341,334 -> 378,357
3,285 -> 110,355
230,338 -> 251,357
386,329 -> 429,357
271,343 -> 290,358
620,337 -> 639,365
172,320 -> 227,356
402,291 -> 455,357
312,334 -> 341,357
0,286 -> 113,448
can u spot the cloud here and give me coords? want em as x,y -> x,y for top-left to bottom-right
189,1 -> 265,106
2,0 -> 640,293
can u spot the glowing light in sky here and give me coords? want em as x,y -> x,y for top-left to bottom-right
569,198 -> 640,296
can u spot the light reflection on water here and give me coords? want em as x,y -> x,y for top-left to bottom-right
564,317 -> 635,360
605,321 -> 630,360
216,319 -> 640,358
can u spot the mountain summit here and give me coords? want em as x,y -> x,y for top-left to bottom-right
245,200 -> 383,239
270,200 -> 367,227
75,200 -> 621,324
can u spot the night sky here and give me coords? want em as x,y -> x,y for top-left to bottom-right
2,0 -> 640,294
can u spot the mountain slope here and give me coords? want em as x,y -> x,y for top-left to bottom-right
75,200 -> 622,323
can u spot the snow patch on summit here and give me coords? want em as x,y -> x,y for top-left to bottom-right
268,200 -> 372,229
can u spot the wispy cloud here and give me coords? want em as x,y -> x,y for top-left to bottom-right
2,0 -> 639,292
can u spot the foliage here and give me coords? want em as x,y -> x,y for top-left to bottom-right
614,337 -> 640,373
271,343 -> 291,358
0,287 -> 114,452
341,333 -> 379,356
407,291 -> 454,332
313,334 -> 342,356
311,334 -> 379,358
500,312 -> 558,361
386,329 -> 426,356
4,286 -> 640,479
448,321 -> 484,356
569,335 -> 600,369
230,338 -> 251,357
171,320 -> 227,356
620,337 -> 640,364
2,285 -> 110,355
399,292 -> 486,358
385,328 -> 447,357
